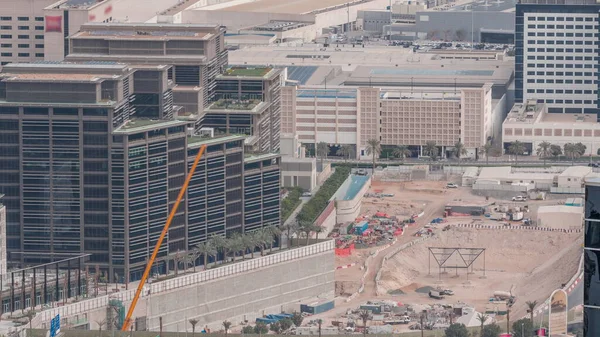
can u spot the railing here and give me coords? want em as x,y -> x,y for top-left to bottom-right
38,240 -> 335,325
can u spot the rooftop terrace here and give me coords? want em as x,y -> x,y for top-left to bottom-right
223,67 -> 273,77
114,118 -> 187,133
205,99 -> 268,114
187,134 -> 246,148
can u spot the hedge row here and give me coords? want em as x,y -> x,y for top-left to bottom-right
296,166 -> 351,224
281,187 -> 303,223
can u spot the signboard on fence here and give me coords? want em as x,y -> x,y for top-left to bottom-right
549,289 -> 567,337
50,314 -> 60,337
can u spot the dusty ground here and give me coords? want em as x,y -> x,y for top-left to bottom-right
380,227 -> 582,317
324,180 -> 582,331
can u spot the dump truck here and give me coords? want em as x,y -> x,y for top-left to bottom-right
429,290 -> 445,299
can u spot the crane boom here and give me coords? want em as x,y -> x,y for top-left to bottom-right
121,144 -> 207,331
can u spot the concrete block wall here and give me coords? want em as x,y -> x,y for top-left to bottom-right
144,250 -> 335,332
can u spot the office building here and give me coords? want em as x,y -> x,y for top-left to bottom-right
66,23 -> 228,113
0,62 -> 281,282
204,67 -> 283,152
584,179 -> 600,335
282,84 -> 494,159
515,0 -> 600,116
0,0 -> 57,65
502,100 -> 600,155
0,196 -> 6,277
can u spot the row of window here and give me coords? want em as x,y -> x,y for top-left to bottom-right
522,96 -> 598,105
526,47 -> 600,55
526,55 -> 595,61
524,87 -> 596,95
527,16 -> 596,22
528,32 -> 595,37
0,44 -> 44,48
526,40 -> 596,46
526,24 -> 597,29
0,17 -> 44,21
0,52 -> 43,57
0,35 -> 44,40
526,76 -> 595,82
526,63 -> 598,70
0,26 -> 43,30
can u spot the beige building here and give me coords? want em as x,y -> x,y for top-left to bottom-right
0,0 -> 57,66
502,100 -> 600,155
282,84 -> 493,159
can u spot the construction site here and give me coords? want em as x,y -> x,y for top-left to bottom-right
318,177 -> 583,334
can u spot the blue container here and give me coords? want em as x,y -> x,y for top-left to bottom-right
354,222 -> 369,235
301,300 -> 335,314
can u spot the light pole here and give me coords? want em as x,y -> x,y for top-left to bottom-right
521,322 -> 524,337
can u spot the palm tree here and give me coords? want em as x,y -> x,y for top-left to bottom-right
508,140 -> 526,164
208,234 -> 227,264
187,248 -> 201,272
453,141 -> 467,164
189,318 -> 199,336
299,221 -> 314,246
476,313 -> 488,337
26,310 -> 35,331
229,233 -> 244,261
564,143 -> 580,165
536,141 -> 552,167
314,226 -> 324,241
337,144 -> 355,162
222,320 -> 232,337
252,230 -> 267,256
423,141 -> 438,161
316,142 -> 328,168
392,145 -> 411,161
359,310 -> 370,337
196,242 -> 216,269
270,225 -> 282,251
95,319 -> 106,337
526,300 -> 537,336
283,223 -> 297,250
263,225 -> 280,252
479,142 -> 493,165
365,139 -> 381,172
241,232 -> 256,259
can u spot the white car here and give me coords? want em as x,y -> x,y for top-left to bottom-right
302,192 -> 312,197
512,196 -> 527,202
446,183 -> 458,188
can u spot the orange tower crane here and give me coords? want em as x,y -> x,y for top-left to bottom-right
121,144 -> 207,331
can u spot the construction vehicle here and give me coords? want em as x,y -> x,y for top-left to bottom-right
121,145 -> 207,331
429,290 -> 445,299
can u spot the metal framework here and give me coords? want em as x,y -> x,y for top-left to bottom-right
121,144 -> 207,331
428,247 -> 486,280
1,254 -> 89,315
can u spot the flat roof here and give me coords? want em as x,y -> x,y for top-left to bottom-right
113,119 -> 187,133
73,30 -> 211,41
538,205 -> 584,214
1,73 -> 116,82
559,166 -> 593,178
245,152 -> 280,162
188,134 -> 245,148
540,113 -> 598,124
199,0 -> 364,14
223,67 -> 273,77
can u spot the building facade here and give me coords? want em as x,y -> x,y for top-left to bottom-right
502,100 -> 600,155
585,178 -> 600,336
282,85 -> 493,158
515,0 -> 600,116
0,62 -> 281,282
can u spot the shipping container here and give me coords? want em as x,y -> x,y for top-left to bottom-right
301,300 -> 335,315
354,221 -> 369,235
359,304 -> 382,314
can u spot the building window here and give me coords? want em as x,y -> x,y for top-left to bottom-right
17,35 -> 29,39
17,26 -> 29,30
34,26 -> 43,31
0,53 -> 12,57
35,53 -> 44,57
17,44 -> 29,48
0,44 -> 11,48
17,17 -> 29,21
34,35 -> 43,39
35,17 -> 43,22
17,53 -> 29,57
0,35 -> 11,39
0,17 -> 11,21
0,26 -> 11,30
35,44 -> 43,48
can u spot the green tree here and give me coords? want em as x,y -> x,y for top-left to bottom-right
508,140 -> 526,164
536,141 -> 552,167
242,326 -> 254,334
575,142 -> 587,156
282,223 -> 298,250
228,233 -> 244,261
424,141 -> 438,161
252,230 -> 268,256
186,248 -> 201,272
264,225 -> 281,252
365,139 -> 381,172
241,233 -> 255,259
453,141 -> 468,164
481,323 -> 502,337
270,321 -> 282,333
479,142 -> 493,165
550,144 -> 562,159
314,225 -> 324,241
444,323 -> 469,337
392,145 -> 411,161
254,322 -> 269,334
337,144 -> 355,162
316,142 -> 329,168
280,318 -> 293,331
299,221 -> 315,246
359,310 -> 370,337
476,313 -> 489,337
511,318 -> 533,337
526,300 -> 538,336
564,143 -> 581,165
291,311 -> 304,327
223,320 -> 232,337
189,319 -> 199,336
208,234 -> 226,265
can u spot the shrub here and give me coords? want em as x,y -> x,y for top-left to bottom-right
281,187 -> 303,223
296,166 -> 351,223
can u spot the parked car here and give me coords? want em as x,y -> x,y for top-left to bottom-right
356,169 -> 368,176
446,183 -> 458,188
440,289 -> 454,296
302,192 -> 312,197
512,196 -> 527,202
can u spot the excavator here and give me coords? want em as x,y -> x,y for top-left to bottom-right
121,144 -> 206,331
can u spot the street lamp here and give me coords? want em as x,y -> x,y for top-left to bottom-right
521,322 -> 524,337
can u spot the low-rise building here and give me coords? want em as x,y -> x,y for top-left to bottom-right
502,100 -> 600,155
280,134 -> 317,191
537,205 -> 584,230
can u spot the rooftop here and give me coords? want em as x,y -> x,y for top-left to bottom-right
504,100 -> 545,124
198,0 -> 365,14
188,134 -> 246,148
222,67 -> 273,77
113,118 -> 188,133
53,0 -> 108,10
244,152 -> 280,162
205,99 -> 268,114
1,73 -> 117,83
537,205 -> 584,214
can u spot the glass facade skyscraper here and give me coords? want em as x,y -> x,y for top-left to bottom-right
585,179 -> 600,335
